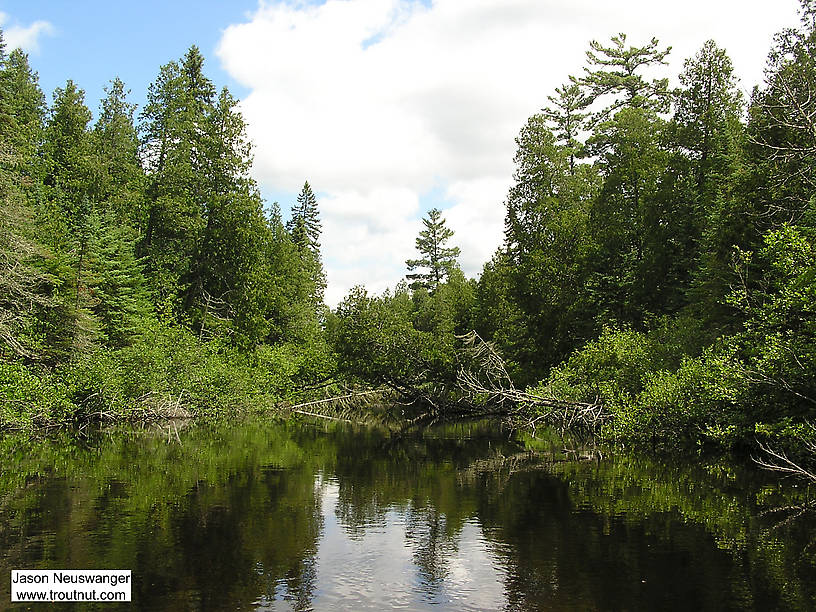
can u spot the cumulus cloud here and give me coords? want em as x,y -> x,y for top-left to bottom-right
0,12 -> 54,54
217,0 -> 800,305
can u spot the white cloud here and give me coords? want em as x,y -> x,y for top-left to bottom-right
0,12 -> 54,54
320,187 -> 422,305
217,0 -> 801,305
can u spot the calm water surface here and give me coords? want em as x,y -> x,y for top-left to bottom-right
0,417 -> 814,610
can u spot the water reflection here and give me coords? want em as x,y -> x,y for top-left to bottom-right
0,418 -> 813,610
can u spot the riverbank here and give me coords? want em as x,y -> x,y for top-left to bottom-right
0,318 -> 337,430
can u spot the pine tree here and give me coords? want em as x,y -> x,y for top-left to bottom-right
577,33 -> 672,125
541,83 -> 588,174
406,208 -> 460,293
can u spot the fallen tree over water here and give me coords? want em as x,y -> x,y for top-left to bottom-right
456,331 -> 609,434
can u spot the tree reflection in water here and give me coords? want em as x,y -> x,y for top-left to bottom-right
0,418 -> 813,610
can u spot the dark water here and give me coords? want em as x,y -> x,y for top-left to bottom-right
0,417 -> 814,611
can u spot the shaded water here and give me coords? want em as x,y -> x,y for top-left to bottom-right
0,417 -> 814,610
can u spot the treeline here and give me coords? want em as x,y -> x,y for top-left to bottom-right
3,5 -> 816,450
0,41 -> 332,426
331,3 -> 816,449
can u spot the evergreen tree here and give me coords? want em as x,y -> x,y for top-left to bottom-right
43,80 -> 95,214
0,82 -> 52,360
93,77 -> 145,226
40,81 -> 106,353
587,107 -> 675,323
406,208 -> 460,293
573,35 -> 680,323
139,47 -> 289,346
500,115 -> 599,381
139,54 -> 208,303
0,47 -> 46,177
673,41 -> 747,329
261,205 -> 322,344
541,83 -> 588,174
88,208 -> 152,347
577,33 -> 672,125
674,40 -> 743,196
287,181 -> 321,251
187,85 -> 270,343
285,181 -> 326,310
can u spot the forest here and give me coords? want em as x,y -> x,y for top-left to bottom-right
1,2 -> 815,466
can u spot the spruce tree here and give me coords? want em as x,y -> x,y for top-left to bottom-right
285,181 -> 325,310
287,181 -> 321,251
674,41 -> 746,327
406,208 -> 460,293
93,77 -> 144,226
0,48 -> 45,176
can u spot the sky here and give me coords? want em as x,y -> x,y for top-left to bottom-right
0,0 -> 803,305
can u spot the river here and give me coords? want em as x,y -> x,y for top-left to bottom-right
0,417 -> 813,610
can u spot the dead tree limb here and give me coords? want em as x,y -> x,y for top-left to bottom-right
456,331 -> 609,433
289,389 -> 385,411
755,426 -> 816,483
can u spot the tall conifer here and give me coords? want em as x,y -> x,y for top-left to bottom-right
406,208 -> 460,293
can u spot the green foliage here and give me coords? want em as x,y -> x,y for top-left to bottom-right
747,2 -> 816,218
541,82 -> 587,172
0,361 -> 72,425
486,114 -> 598,383
0,48 -> 45,177
463,18 -> 816,451
539,326 -> 745,446
330,285 -> 462,402
726,225 -> 816,417
93,77 -> 145,225
3,11 -> 816,458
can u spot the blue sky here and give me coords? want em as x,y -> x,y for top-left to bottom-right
0,0 -> 255,112
0,0 -> 803,305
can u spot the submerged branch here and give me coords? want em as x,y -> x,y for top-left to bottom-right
755,431 -> 816,484
289,389 -> 385,411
